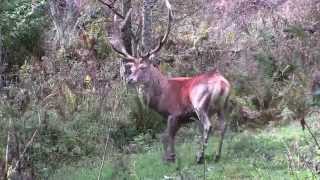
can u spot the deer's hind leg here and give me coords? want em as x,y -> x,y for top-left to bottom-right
194,108 -> 212,164
190,89 -> 212,164
214,110 -> 227,162
214,94 -> 229,162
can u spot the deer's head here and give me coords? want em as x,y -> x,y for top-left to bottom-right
108,0 -> 172,85
124,58 -> 150,84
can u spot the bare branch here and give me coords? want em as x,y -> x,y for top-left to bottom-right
142,0 -> 173,59
97,127 -> 111,180
133,16 -> 143,43
13,129 -> 38,171
97,0 -> 125,19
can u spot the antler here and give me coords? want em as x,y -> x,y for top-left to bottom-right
108,8 -> 136,61
142,0 -> 173,59
105,0 -> 173,61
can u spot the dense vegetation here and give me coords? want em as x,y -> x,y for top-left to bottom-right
0,0 -> 320,179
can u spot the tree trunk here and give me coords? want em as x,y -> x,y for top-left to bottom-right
119,0 -> 132,81
49,0 -> 80,50
0,32 -> 2,66
142,0 -> 153,53
0,33 -> 5,89
121,0 -> 132,55
0,158 -> 5,180
5,119 -> 20,180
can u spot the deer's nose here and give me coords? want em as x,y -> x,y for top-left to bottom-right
127,75 -> 138,84
127,77 -> 137,84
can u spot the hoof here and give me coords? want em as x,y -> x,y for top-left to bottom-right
196,152 -> 204,164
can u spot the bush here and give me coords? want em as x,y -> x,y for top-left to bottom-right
0,0 -> 49,66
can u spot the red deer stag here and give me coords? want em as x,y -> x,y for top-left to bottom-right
108,0 -> 231,163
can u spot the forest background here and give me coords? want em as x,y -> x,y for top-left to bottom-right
1,0 -> 320,179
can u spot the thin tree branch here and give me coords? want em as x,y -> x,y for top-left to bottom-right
13,129 -> 38,171
12,111 -> 41,172
97,127 -> 111,180
303,118 -> 320,150
97,0 -> 124,19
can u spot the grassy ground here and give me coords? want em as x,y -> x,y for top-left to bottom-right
50,120 -> 319,180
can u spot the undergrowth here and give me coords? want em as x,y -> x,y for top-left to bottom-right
50,117 -> 320,180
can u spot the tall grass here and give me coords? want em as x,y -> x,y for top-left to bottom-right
50,118 -> 319,179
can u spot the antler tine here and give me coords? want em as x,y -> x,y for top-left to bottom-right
108,8 -> 136,61
142,0 -> 173,59
108,39 -> 135,60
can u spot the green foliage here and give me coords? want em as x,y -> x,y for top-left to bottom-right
280,80 -> 308,116
2,0 -> 320,179
312,89 -> 320,107
285,24 -> 307,39
65,5 -> 113,60
0,88 -> 109,176
0,60 -> 115,177
108,89 -> 165,151
32,110 -> 107,170
0,0 -> 48,65
255,51 -> 277,80
127,91 -> 165,134
48,162 -> 115,180
51,121 -> 319,179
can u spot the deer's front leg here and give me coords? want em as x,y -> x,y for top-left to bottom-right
161,115 -> 179,162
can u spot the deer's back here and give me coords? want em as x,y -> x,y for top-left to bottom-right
168,71 -> 230,112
